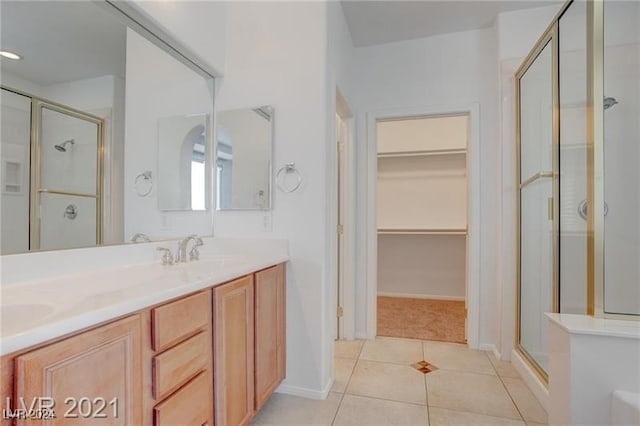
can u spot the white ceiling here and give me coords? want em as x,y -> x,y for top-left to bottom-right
341,0 -> 563,47
0,1 -> 126,87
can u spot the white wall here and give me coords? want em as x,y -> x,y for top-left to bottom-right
131,1 -> 227,76
378,235 -> 466,299
1,72 -> 43,96
214,2 -> 334,396
352,27 -> 500,347
377,155 -> 467,230
124,28 -> 214,241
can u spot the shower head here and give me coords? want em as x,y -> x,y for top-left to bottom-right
54,139 -> 74,152
604,97 -> 618,110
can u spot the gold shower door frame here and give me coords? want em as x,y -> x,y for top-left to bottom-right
28,97 -> 104,250
515,0 -> 638,385
515,21 -> 560,384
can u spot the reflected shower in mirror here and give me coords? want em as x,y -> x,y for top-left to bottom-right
158,114 -> 209,211
0,1 -> 215,254
216,106 -> 273,210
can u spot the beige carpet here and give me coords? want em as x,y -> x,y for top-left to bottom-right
377,296 -> 466,344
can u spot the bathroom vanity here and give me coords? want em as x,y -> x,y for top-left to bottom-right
0,246 -> 287,426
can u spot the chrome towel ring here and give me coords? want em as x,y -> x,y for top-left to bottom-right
276,163 -> 302,193
134,171 -> 153,197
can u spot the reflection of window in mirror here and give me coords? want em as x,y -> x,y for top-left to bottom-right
158,115 -> 209,212
216,165 -> 223,209
216,133 -> 234,209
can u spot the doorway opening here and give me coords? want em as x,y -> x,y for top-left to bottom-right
374,113 -> 470,344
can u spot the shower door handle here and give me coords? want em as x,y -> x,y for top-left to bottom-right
578,199 -> 609,220
64,204 -> 78,220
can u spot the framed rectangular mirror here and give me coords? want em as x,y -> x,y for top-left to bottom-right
216,106 -> 273,210
0,1 -> 215,254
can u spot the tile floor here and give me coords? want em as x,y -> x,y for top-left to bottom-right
252,337 -> 547,426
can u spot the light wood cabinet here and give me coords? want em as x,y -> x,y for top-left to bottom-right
151,291 -> 210,352
14,315 -> 142,426
148,290 -> 213,426
153,371 -> 211,426
213,275 -> 255,426
2,262 -> 286,426
254,264 -> 286,410
152,331 -> 209,401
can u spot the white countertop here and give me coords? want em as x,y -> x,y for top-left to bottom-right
1,245 -> 288,356
546,313 -> 640,340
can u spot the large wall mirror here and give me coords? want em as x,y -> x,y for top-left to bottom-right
216,106 -> 273,210
0,1 -> 215,254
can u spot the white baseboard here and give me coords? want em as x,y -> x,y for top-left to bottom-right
478,343 -> 501,360
511,348 -> 549,411
355,331 -> 371,340
377,291 -> 464,301
276,378 -> 334,400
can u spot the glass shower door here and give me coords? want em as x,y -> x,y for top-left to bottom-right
518,38 -> 556,375
32,101 -> 102,250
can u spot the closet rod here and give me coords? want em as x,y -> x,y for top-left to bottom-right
377,228 -> 467,235
377,148 -> 466,158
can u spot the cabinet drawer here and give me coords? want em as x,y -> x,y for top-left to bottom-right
152,291 -> 210,352
153,331 -> 208,401
154,372 -> 211,426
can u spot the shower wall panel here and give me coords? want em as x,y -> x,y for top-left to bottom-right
0,89 -> 31,254
603,1 -> 640,315
559,0 -> 588,314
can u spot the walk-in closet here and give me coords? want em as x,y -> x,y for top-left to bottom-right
376,114 -> 468,343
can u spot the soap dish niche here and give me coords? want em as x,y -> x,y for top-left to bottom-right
2,159 -> 24,195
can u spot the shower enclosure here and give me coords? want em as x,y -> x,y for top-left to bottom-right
516,0 -> 639,380
0,87 -> 103,252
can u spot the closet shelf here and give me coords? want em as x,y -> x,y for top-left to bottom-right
377,228 -> 467,236
377,148 -> 466,159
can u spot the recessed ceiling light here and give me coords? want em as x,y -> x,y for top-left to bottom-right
0,51 -> 22,60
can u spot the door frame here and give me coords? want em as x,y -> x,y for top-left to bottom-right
364,103 -> 481,349
335,89 -> 356,340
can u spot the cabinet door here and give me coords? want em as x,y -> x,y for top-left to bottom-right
213,275 -> 255,426
14,315 -> 142,426
254,264 -> 286,410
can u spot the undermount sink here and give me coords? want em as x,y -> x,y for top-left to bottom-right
1,303 -> 56,333
195,253 -> 246,265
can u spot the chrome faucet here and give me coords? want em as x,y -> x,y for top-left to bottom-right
131,233 -> 151,243
175,234 -> 204,263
